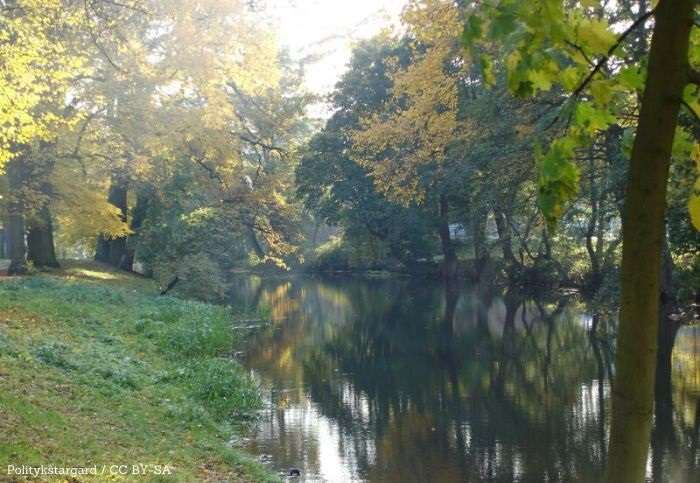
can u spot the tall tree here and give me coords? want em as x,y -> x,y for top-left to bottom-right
297,38 -> 437,272
464,0 -> 700,480
351,1 -> 468,277
608,1 -> 694,480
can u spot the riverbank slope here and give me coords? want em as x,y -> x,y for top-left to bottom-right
0,261 -> 276,482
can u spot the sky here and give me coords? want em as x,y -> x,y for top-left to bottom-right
263,0 -> 408,97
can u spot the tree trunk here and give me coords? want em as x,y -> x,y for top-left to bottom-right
109,236 -> 128,269
6,211 -> 26,275
606,2 -> 693,482
438,194 -> 457,278
122,193 -> 149,272
0,228 -> 5,259
654,238 -> 678,409
5,157 -> 27,275
248,226 -> 266,258
27,204 -> 60,268
584,147 -> 603,294
651,242 -> 678,483
471,207 -> 489,274
494,209 -> 517,266
95,178 -> 129,269
94,236 -> 110,264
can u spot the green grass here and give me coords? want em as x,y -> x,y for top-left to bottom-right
0,261 -> 278,483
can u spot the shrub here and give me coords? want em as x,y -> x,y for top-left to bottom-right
153,253 -> 228,302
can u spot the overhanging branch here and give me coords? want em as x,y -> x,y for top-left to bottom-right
681,99 -> 700,123
570,8 -> 656,99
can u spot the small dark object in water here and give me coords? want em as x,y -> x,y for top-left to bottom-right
288,468 -> 301,477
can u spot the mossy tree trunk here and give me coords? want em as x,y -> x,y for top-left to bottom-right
606,1 -> 694,482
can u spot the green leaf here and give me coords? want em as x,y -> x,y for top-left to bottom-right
672,126 -> 694,160
617,67 -> 645,91
690,145 -> 700,231
480,54 -> 496,86
589,79 -> 615,105
462,15 -> 483,46
528,69 -> 553,92
577,18 -> 616,55
560,66 -> 580,91
490,8 -> 518,38
682,85 -> 700,119
537,136 -> 581,229
689,189 -> 700,231
574,101 -> 616,133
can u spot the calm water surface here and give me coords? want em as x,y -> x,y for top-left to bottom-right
231,276 -> 699,483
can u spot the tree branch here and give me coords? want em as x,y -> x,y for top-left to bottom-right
96,0 -> 150,15
192,156 -> 225,185
681,99 -> 700,123
571,8 -> 656,99
234,132 -> 286,154
565,40 -> 596,68
543,9 -> 655,131
84,0 -> 129,74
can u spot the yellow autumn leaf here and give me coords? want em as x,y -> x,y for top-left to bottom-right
577,18 -> 616,55
689,188 -> 700,231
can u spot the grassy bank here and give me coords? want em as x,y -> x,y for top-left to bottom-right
0,261 -> 277,482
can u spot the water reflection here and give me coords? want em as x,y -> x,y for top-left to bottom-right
232,276 -> 699,483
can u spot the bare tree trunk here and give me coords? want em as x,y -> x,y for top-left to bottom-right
607,1 -> 694,482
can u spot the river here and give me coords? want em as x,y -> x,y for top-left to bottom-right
229,275 -> 699,483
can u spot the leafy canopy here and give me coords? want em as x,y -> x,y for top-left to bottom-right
464,0 -> 700,230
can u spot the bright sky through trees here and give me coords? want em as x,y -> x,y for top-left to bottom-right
267,0 -> 407,97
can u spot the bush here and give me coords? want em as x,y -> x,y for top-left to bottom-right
309,237 -> 351,271
153,253 -> 228,302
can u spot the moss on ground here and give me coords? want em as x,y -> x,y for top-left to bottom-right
0,261 -> 277,483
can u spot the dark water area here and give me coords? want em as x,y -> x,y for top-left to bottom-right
230,275 -> 700,483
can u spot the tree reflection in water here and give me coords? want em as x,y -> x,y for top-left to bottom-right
230,276 -> 699,483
